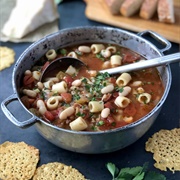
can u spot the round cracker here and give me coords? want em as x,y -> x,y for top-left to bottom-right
145,128 -> 180,172
33,162 -> 85,180
0,141 -> 39,180
0,46 -> 15,71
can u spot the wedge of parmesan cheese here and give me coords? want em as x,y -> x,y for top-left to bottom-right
1,0 -> 59,39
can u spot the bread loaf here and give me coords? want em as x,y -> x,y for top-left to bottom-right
105,0 -> 125,15
140,0 -> 158,20
157,0 -> 175,23
120,0 -> 143,17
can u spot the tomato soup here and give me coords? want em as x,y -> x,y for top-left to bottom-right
20,43 -> 164,131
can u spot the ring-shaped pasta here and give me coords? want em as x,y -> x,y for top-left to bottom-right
115,96 -> 131,108
91,44 -> 105,54
52,81 -> 67,93
46,96 -> 59,110
45,49 -> 57,60
123,116 -> 133,123
116,73 -> 132,87
67,51 -> 78,58
69,117 -> 88,131
110,55 -> 122,67
89,101 -> 104,113
137,93 -> 151,104
106,46 -> 117,53
43,80 -> 54,89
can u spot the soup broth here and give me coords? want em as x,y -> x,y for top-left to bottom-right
20,43 -> 164,131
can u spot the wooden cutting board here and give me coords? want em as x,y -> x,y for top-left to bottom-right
85,0 -> 180,43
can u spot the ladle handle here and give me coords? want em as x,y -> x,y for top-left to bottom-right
100,53 -> 180,75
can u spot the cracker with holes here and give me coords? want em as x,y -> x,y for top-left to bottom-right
145,128 -> 180,172
33,162 -> 85,180
0,46 -> 15,71
0,141 -> 40,180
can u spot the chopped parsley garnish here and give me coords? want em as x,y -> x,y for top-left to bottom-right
82,73 -> 111,101
76,112 -> 85,117
97,120 -> 104,126
82,77 -> 88,84
115,86 -> 124,93
60,48 -> 67,56
73,94 -> 81,101
96,53 -> 105,61
39,91 -> 46,100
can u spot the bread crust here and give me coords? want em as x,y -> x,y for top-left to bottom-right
105,0 -> 125,15
157,0 -> 175,23
120,0 -> 144,17
140,0 -> 158,20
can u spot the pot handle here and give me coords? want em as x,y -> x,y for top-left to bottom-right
1,94 -> 38,128
137,30 -> 171,53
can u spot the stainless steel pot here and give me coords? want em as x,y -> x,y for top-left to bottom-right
1,26 -> 172,153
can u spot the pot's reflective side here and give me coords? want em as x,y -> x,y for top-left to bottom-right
35,107 -> 161,153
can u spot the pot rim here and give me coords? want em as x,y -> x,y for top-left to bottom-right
12,26 -> 172,134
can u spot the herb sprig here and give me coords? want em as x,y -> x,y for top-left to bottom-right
106,162 -> 166,180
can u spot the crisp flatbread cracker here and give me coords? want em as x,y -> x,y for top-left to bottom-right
33,162 -> 85,180
145,128 -> 180,172
0,46 -> 15,71
0,141 -> 40,180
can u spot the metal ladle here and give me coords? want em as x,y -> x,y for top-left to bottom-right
40,52 -> 180,81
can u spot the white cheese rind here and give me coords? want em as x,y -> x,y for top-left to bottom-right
1,0 -> 59,39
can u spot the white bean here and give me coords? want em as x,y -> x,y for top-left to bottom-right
101,108 -> 110,118
131,81 -> 142,87
102,61 -> 111,69
37,82 -> 44,90
24,70 -> 32,75
37,100 -> 47,115
78,46 -> 91,53
88,70 -> 97,77
59,107 -> 75,120
119,86 -> 131,97
32,71 -> 41,80
101,49 -> 111,58
23,89 -> 37,98
72,79 -> 82,87
101,84 -> 114,94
